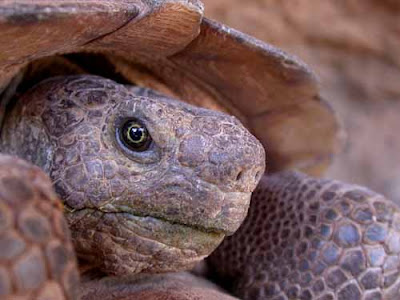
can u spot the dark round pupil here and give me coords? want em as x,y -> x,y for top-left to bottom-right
128,126 -> 145,143
120,120 -> 151,151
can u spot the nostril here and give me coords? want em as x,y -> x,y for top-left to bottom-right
236,171 -> 244,182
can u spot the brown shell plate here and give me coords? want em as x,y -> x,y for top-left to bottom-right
0,0 -> 341,175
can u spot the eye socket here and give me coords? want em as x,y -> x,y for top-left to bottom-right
119,119 -> 152,152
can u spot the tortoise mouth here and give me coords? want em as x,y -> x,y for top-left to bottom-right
88,189 -> 252,236
66,200 -> 244,235
65,206 -> 228,248
66,208 -> 226,275
118,212 -> 225,245
120,212 -> 224,235
96,209 -> 228,235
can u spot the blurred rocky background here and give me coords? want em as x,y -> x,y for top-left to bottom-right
203,0 -> 400,204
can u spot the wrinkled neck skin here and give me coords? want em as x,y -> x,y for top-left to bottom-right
0,75 -> 265,275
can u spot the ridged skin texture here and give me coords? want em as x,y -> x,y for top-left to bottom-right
1,75 -> 265,275
5,74 -> 398,299
0,155 -> 79,299
208,171 -> 400,300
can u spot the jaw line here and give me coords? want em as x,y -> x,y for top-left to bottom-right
67,208 -> 226,276
65,206 -> 229,235
64,189 -> 252,235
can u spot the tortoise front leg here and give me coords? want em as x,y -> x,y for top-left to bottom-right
0,155 -> 79,299
208,171 -> 400,300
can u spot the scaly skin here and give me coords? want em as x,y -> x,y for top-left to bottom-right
4,74 -> 399,300
0,155 -> 79,299
0,155 -> 239,300
1,75 -> 265,276
209,172 -> 400,300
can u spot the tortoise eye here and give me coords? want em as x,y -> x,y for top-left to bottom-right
120,119 -> 152,151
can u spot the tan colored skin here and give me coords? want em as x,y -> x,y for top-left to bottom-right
209,172 -> 400,300
1,75 -> 265,276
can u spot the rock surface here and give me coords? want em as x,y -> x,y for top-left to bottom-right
203,0 -> 400,204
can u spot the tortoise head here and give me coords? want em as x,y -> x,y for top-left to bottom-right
1,75 -> 265,275
0,0 -> 340,276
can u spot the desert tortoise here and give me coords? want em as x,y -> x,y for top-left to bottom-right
0,1 -> 399,300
